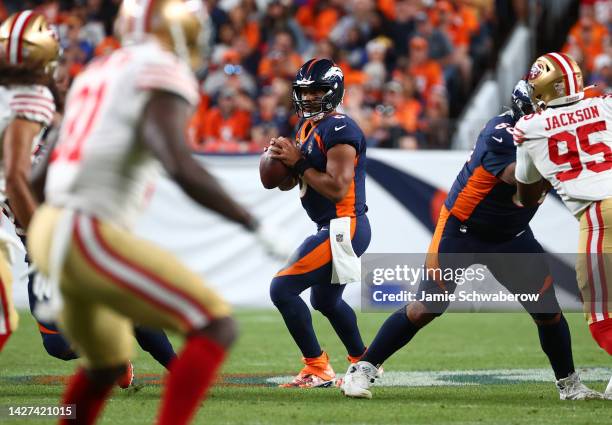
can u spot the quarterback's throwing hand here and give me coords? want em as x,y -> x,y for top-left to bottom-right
269,137 -> 301,167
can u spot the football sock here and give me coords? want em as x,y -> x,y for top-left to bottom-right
537,314 -> 575,380
361,306 -> 420,367
157,334 -> 226,425
60,368 -> 114,425
0,332 -> 10,352
134,327 -> 176,369
316,299 -> 365,357
272,296 -> 322,358
589,318 -> 612,355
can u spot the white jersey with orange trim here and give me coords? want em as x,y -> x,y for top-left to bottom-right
0,84 -> 55,203
515,95 -> 612,216
45,40 -> 199,229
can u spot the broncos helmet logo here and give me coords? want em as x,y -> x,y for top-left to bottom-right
323,66 -> 343,81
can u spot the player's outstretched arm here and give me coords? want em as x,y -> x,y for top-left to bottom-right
3,118 -> 42,228
141,91 -> 256,230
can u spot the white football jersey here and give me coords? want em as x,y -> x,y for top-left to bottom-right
515,95 -> 612,216
45,40 -> 199,229
0,84 -> 55,203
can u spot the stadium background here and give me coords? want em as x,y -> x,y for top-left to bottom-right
2,0 -> 611,309
0,3 -> 611,424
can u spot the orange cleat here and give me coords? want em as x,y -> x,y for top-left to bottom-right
117,361 -> 134,389
280,351 -> 335,388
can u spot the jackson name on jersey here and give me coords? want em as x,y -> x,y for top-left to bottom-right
45,40 -> 199,229
514,95 -> 612,216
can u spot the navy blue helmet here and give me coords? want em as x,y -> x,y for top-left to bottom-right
510,79 -> 534,120
292,58 -> 344,119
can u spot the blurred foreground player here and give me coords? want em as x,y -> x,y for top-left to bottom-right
342,80 -> 602,400
21,59 -> 176,389
27,1 -> 270,424
267,59 -> 371,387
514,52 -> 612,398
0,10 -> 60,352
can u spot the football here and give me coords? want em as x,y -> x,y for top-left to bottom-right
259,149 -> 291,189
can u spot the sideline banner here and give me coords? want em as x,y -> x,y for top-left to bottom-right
13,150 -> 580,308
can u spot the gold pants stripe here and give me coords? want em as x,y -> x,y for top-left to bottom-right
74,214 -> 211,330
27,205 -> 231,368
578,199 -> 612,324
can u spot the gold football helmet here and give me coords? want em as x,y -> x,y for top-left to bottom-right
0,11 -> 60,73
116,0 -> 210,70
527,52 -> 584,109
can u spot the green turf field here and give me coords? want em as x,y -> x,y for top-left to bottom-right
1,310 -> 610,424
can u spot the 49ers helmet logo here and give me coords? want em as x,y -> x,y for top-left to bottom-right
528,63 -> 543,81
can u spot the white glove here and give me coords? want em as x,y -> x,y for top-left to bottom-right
253,222 -> 293,262
32,270 -> 52,301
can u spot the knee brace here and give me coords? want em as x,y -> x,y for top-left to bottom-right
589,318 -> 612,355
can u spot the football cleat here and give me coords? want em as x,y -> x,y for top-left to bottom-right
604,376 -> 612,399
336,350 -> 383,388
340,361 -> 379,399
279,351 -> 335,388
555,372 -> 604,400
117,361 -> 134,389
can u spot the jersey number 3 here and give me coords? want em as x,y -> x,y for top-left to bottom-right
547,120 -> 611,182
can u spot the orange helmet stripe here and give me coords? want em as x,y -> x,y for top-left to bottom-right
306,58 -> 319,74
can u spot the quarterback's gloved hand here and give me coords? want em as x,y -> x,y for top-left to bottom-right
253,222 -> 293,262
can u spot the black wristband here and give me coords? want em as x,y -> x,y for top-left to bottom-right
293,157 -> 313,176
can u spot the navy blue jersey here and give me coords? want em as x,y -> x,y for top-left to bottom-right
295,113 -> 368,226
444,112 -> 539,236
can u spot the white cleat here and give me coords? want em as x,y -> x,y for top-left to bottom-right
340,361 -> 379,399
604,376 -> 612,399
556,372 -> 604,400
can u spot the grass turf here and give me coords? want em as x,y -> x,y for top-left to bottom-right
0,310 -> 610,424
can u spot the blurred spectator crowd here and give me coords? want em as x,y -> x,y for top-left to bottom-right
563,0 -> 611,100
1,0 -> 499,151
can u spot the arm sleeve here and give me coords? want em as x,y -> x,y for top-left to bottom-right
515,145 -> 542,184
9,85 -> 56,127
136,61 -> 200,107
